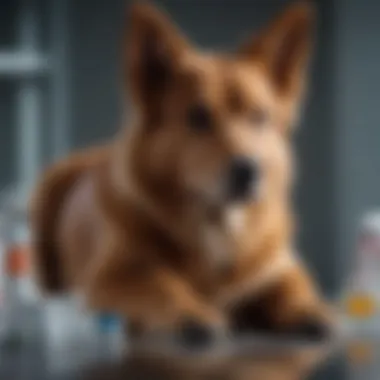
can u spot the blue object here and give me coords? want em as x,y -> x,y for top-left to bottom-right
96,313 -> 121,333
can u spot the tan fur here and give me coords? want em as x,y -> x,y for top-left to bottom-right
30,1 -> 332,339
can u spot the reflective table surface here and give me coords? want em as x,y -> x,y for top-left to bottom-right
0,333 -> 377,380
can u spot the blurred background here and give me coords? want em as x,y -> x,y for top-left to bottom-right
0,0 -> 379,378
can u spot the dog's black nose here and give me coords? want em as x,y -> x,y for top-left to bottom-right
228,157 -> 260,201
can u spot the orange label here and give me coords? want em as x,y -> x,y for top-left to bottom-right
345,293 -> 377,319
5,244 -> 30,277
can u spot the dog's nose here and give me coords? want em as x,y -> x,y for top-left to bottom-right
228,157 -> 260,201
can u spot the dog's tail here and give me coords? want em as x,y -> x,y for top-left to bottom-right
29,146 -> 109,293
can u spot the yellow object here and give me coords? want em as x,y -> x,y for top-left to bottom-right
345,293 -> 377,318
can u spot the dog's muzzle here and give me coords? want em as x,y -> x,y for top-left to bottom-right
226,157 -> 261,202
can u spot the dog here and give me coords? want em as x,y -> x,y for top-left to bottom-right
30,1 -> 333,347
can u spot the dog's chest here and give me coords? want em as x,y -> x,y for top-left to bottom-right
203,226 -> 230,272
202,208 -> 246,273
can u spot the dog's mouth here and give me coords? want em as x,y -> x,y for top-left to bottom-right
226,179 -> 261,204
187,159 -> 263,207
192,179 -> 262,210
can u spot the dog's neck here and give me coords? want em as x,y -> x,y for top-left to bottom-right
111,129 -> 199,252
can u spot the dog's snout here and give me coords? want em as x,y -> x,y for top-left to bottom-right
228,157 -> 260,201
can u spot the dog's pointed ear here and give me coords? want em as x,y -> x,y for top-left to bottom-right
240,2 -> 315,104
126,2 -> 189,110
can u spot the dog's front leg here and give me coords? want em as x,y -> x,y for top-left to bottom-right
219,254 -> 333,341
84,250 -> 226,347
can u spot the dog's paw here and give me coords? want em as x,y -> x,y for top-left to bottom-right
177,318 -> 219,349
281,315 -> 333,342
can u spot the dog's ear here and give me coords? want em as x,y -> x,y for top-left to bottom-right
126,2 -> 189,113
239,2 -> 315,123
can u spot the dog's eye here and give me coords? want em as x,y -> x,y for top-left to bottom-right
250,108 -> 269,128
187,104 -> 212,132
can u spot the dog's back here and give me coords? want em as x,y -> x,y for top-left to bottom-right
30,145 -> 110,292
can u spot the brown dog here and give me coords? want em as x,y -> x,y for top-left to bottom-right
30,1 -> 333,346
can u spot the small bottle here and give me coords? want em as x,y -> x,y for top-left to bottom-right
0,215 -> 7,344
44,294 -> 95,373
343,211 -> 380,333
1,202 -> 28,348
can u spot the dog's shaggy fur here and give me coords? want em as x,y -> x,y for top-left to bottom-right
30,2 -> 332,344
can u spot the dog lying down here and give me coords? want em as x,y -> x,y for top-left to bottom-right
30,1 -> 335,348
